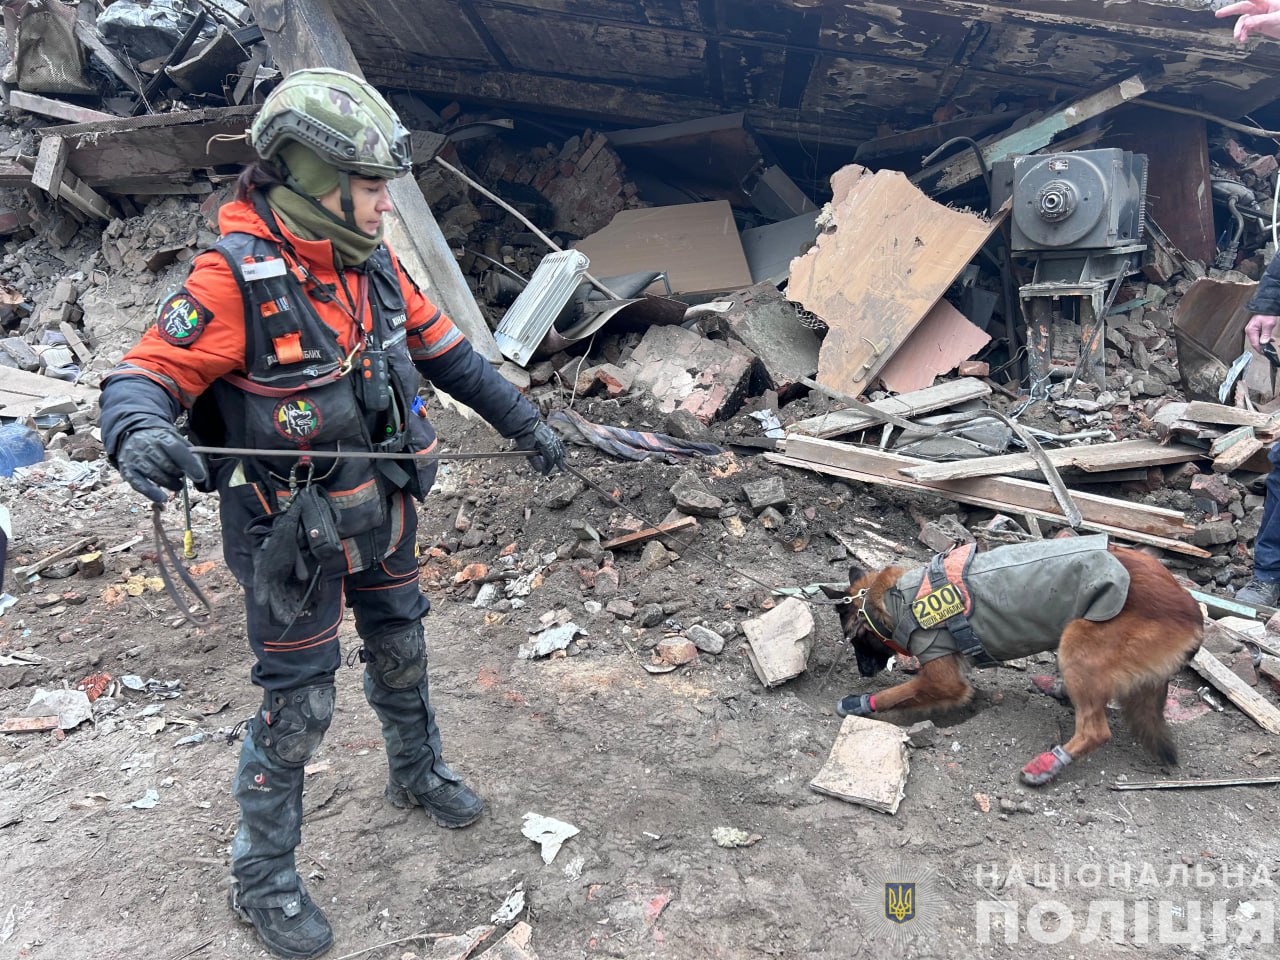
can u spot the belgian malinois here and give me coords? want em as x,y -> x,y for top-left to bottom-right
823,537 -> 1203,785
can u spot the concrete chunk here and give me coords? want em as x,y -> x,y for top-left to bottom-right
741,476 -> 787,514
742,597 -> 813,687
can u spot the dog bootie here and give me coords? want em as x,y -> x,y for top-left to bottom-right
1021,745 -> 1073,786
835,693 -> 874,717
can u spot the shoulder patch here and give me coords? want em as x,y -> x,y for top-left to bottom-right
155,291 -> 211,347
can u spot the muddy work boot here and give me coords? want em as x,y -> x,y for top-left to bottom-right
230,684 -> 336,958
1236,578 -> 1280,607
361,623 -> 485,828
230,881 -> 333,960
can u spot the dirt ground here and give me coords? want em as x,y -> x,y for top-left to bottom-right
2,397 -> 1279,960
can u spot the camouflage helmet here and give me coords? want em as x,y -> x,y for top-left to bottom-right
249,68 -> 412,179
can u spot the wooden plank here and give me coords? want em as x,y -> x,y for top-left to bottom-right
47,106 -> 258,187
788,165 -> 1001,398
7,90 -> 113,124
1185,402 -> 1280,430
1188,588 -> 1274,621
912,71 -> 1157,193
1210,425 -> 1254,458
0,716 -> 60,734
31,135 -> 68,194
787,378 -> 991,438
768,450 -> 1208,556
770,435 -> 1203,549
73,21 -> 143,95
1212,434 -> 1265,475
244,0 -> 502,362
56,173 -> 114,221
18,152 -> 115,220
902,439 -> 1203,483
600,516 -> 697,550
1190,648 -> 1280,735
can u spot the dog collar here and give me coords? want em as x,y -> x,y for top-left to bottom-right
853,589 -> 912,659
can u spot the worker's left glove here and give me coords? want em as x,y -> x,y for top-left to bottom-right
514,421 -> 566,475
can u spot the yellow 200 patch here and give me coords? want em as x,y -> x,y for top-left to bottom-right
912,583 -> 964,629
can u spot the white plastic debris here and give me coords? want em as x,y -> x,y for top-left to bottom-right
521,812 -> 580,864
130,788 -> 160,810
490,883 -> 525,924
25,688 -> 92,730
517,623 -> 583,660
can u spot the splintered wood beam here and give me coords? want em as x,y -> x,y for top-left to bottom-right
7,90 -> 114,124
20,147 -> 115,220
1190,648 -> 1280,735
901,439 -> 1203,482
31,135 -> 69,194
787,379 -> 992,439
912,70 -> 1158,193
767,435 -> 1205,556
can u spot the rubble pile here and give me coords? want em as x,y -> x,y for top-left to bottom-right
0,21 -> 1279,609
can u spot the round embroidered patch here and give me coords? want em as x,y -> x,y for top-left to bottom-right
273,397 -> 323,443
155,292 -> 210,347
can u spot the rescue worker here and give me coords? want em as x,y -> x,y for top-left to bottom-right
1220,0 -> 1280,606
98,69 -> 565,960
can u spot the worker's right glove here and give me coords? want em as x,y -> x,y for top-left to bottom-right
514,420 -> 567,475
117,425 -> 207,504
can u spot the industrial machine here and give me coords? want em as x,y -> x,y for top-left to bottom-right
990,148 -> 1148,391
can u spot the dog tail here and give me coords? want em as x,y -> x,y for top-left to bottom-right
1120,678 -> 1177,766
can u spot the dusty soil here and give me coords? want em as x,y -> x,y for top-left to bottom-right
2,398 -> 1278,960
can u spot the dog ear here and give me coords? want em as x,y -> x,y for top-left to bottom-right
820,583 -> 849,600
848,564 -> 867,585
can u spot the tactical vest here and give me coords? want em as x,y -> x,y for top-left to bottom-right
188,228 -> 437,575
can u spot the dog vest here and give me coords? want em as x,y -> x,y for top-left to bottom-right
882,535 -> 1131,666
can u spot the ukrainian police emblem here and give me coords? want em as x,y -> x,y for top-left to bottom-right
885,881 -> 915,924
857,858 -> 940,952
273,397 -> 322,443
156,292 -> 210,347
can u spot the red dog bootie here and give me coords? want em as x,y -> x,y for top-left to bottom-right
1021,745 -> 1073,786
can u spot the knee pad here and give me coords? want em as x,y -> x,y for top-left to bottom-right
362,623 -> 426,690
256,683 -> 336,767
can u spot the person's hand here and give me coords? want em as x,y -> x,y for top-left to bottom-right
514,421 -> 566,475
1217,1 -> 1280,42
1246,313 -> 1279,352
117,425 -> 207,503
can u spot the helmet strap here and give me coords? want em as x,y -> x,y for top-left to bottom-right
338,170 -> 358,231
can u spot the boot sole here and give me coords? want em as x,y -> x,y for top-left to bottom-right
386,784 -> 484,828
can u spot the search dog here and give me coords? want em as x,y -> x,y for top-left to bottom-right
823,542 -> 1203,786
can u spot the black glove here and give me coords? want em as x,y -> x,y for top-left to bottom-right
515,420 -> 566,475
116,426 -> 207,504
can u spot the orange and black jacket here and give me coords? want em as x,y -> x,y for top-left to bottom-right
100,194 -> 536,537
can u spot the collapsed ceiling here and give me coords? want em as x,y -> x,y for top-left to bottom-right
336,0 -> 1280,150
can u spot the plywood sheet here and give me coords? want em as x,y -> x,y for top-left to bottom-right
875,297 -> 990,394
788,165 -> 999,398
809,716 -> 910,815
573,201 -> 752,297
